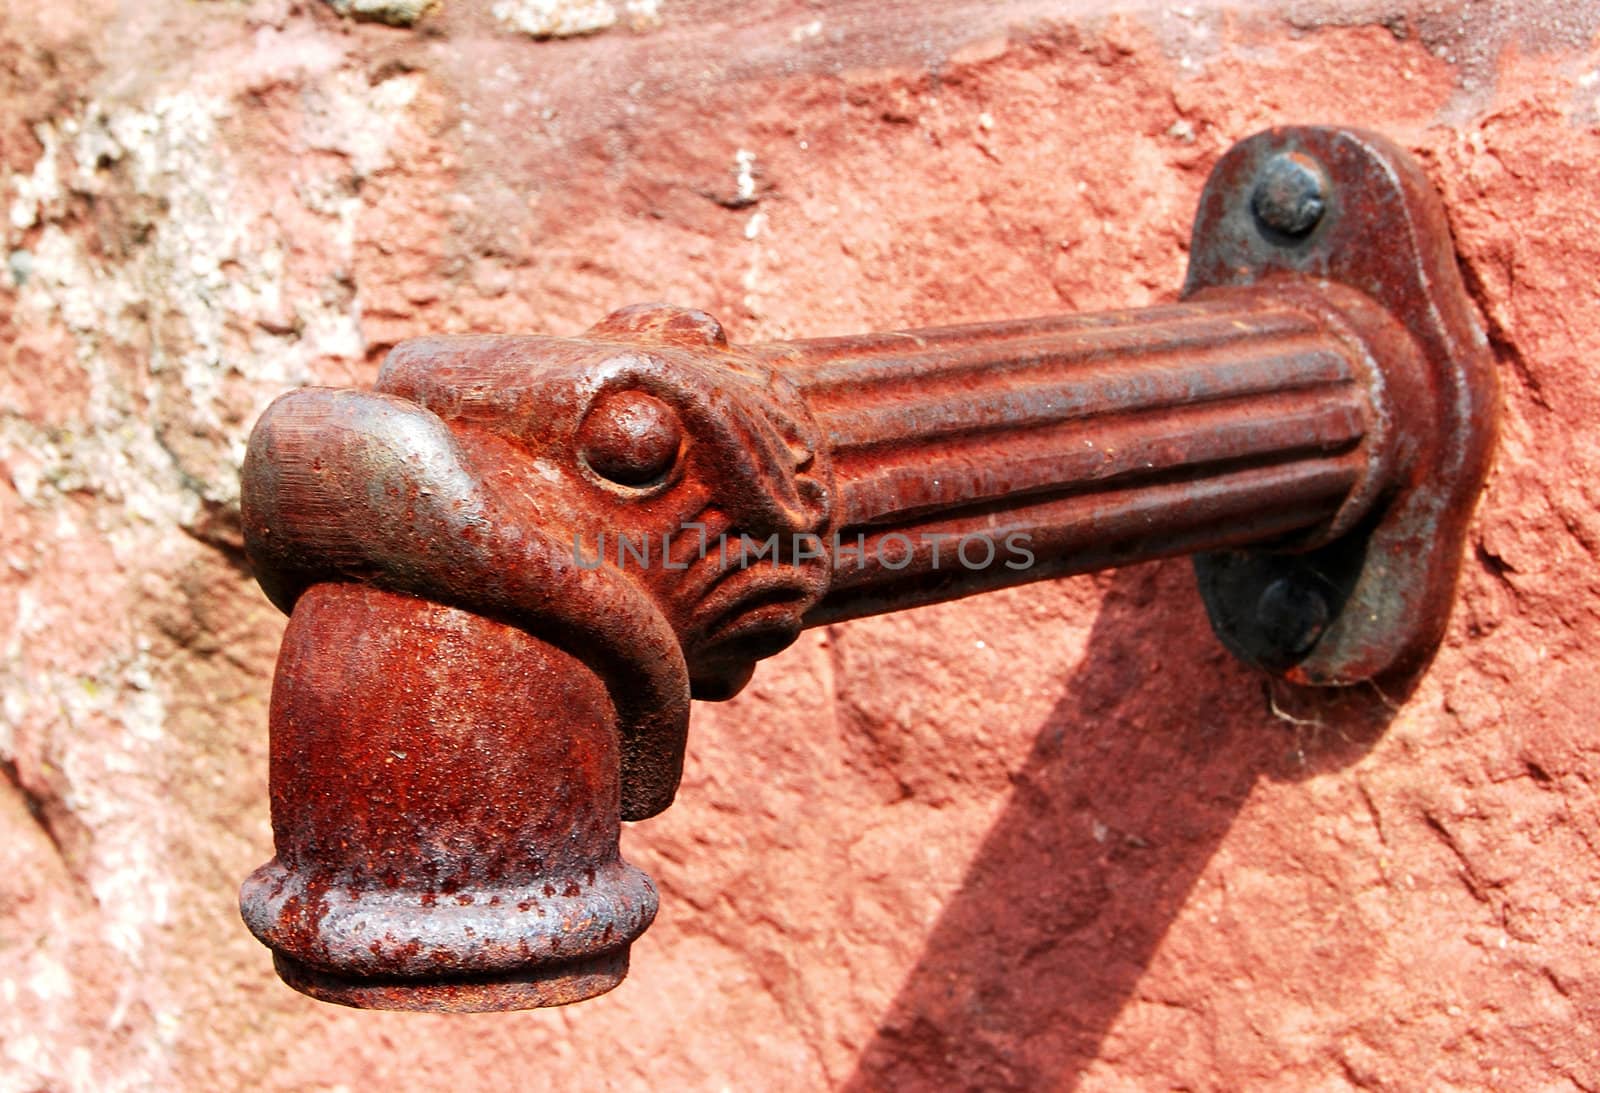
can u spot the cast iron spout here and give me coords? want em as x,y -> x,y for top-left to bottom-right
238,128 -> 1496,1011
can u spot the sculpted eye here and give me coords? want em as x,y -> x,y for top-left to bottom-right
576,390 -> 683,488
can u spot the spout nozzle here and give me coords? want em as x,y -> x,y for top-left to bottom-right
242,582 -> 659,1012
272,949 -> 632,1013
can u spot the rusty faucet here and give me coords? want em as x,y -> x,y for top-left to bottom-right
238,128 -> 1497,1011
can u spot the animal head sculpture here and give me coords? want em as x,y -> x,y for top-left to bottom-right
244,304 -> 834,821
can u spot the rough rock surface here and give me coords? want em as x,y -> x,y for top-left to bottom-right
2,0 -> 1599,1089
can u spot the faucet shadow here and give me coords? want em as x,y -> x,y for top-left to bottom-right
841,560 -> 1401,1091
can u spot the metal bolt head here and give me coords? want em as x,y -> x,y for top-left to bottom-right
1251,153 -> 1328,238
1255,575 -> 1331,658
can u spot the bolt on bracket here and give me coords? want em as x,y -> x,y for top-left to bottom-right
237,127 -> 1497,1011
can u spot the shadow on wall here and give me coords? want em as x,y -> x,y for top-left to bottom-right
843,560 -> 1401,1091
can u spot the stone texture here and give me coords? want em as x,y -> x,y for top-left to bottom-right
324,0 -> 441,27
492,0 -> 617,38
2,0 -> 1599,1089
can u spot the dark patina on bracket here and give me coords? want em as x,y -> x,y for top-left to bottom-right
237,127 -> 1496,1011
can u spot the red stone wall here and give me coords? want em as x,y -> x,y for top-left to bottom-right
2,1 -> 1598,1088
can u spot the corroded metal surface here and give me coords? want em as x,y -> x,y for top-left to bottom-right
240,584 -> 656,1011
1185,127 -> 1499,682
237,126 -> 1496,1011
776,281 -> 1415,624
